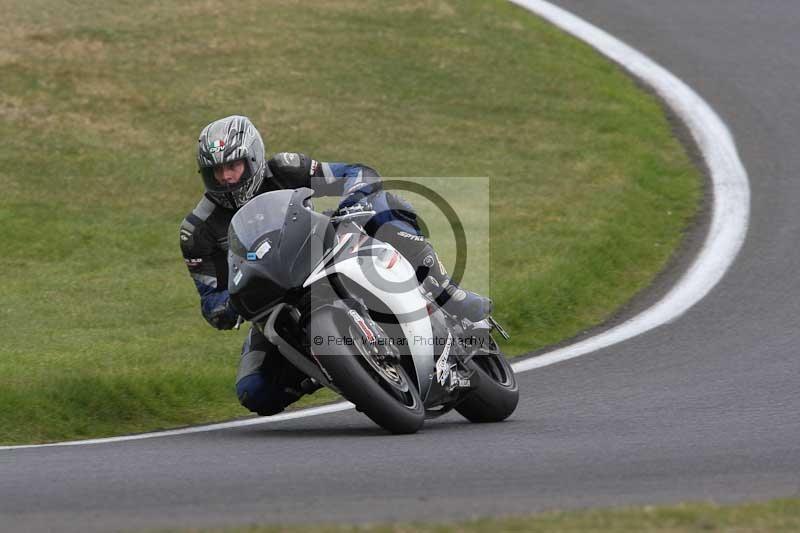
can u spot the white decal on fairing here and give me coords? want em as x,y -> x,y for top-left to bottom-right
435,333 -> 453,386
255,240 -> 272,259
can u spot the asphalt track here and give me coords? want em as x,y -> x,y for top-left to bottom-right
3,1 -> 800,531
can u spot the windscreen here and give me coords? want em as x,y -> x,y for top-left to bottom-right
228,189 -> 295,257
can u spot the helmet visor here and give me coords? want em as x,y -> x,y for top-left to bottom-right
200,159 -> 253,193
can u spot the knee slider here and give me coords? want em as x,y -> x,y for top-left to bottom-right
236,374 -> 300,416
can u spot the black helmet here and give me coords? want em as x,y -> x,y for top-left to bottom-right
197,115 -> 267,209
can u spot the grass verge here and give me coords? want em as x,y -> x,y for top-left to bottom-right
0,0 -> 700,444
156,498 -> 800,532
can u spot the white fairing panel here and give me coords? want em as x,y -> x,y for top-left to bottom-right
304,239 -> 435,399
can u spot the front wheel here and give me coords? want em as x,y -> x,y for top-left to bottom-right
456,338 -> 519,423
309,308 -> 425,434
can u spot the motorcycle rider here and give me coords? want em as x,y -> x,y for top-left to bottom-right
179,115 -> 493,416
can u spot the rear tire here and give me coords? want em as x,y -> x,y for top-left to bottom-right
456,340 -> 519,423
310,308 -> 425,434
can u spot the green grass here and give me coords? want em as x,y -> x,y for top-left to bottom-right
157,498 -> 800,532
0,0 -> 700,444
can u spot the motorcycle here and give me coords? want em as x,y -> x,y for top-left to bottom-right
227,188 -> 518,434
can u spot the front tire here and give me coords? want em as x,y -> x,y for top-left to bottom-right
456,338 -> 519,423
310,308 -> 425,434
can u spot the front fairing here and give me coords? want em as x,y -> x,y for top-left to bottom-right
228,188 -> 334,319
303,233 -> 437,401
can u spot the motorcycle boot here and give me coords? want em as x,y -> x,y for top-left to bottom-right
410,242 -> 493,323
365,196 -> 492,323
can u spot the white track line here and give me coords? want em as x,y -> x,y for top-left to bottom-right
1,0 -> 749,452
508,0 -> 750,371
2,403 -> 355,451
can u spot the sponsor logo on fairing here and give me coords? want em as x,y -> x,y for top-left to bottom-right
347,310 -> 376,344
309,159 -> 319,176
254,240 -> 271,258
184,258 -> 203,268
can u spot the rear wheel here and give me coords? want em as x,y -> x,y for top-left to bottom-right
310,307 -> 425,434
456,336 -> 519,423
